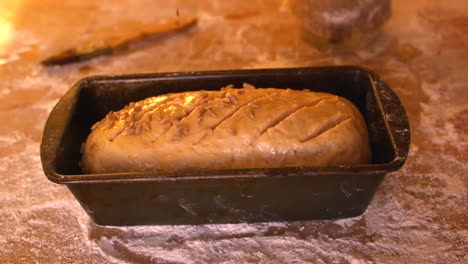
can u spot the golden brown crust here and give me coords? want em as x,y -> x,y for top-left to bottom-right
81,87 -> 371,174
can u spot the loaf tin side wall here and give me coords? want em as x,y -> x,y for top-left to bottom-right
68,173 -> 385,225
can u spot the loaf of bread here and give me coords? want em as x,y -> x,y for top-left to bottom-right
81,85 -> 371,174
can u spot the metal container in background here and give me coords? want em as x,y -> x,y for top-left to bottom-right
291,0 -> 392,48
40,66 -> 410,226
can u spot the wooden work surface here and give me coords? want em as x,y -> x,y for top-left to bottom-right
0,0 -> 466,263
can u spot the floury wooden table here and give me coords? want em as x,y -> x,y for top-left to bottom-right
0,0 -> 466,263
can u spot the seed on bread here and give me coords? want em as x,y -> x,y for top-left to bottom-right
91,122 -> 100,130
248,109 -> 255,119
243,82 -> 256,89
229,95 -> 238,104
221,84 -> 234,91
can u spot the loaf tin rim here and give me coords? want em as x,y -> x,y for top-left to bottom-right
40,66 -> 410,184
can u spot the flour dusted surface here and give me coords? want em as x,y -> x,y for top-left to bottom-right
0,0 -> 467,263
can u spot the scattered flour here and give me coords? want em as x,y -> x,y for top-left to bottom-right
0,1 -> 466,263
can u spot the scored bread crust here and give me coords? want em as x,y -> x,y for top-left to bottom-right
81,87 -> 371,174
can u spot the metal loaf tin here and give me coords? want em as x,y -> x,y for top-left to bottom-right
40,66 -> 410,226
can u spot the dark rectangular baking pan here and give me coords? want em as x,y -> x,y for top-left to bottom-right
40,66 -> 410,226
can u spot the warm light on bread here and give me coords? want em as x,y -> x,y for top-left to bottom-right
81,85 -> 371,174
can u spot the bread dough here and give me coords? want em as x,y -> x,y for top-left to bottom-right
81,86 -> 371,174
